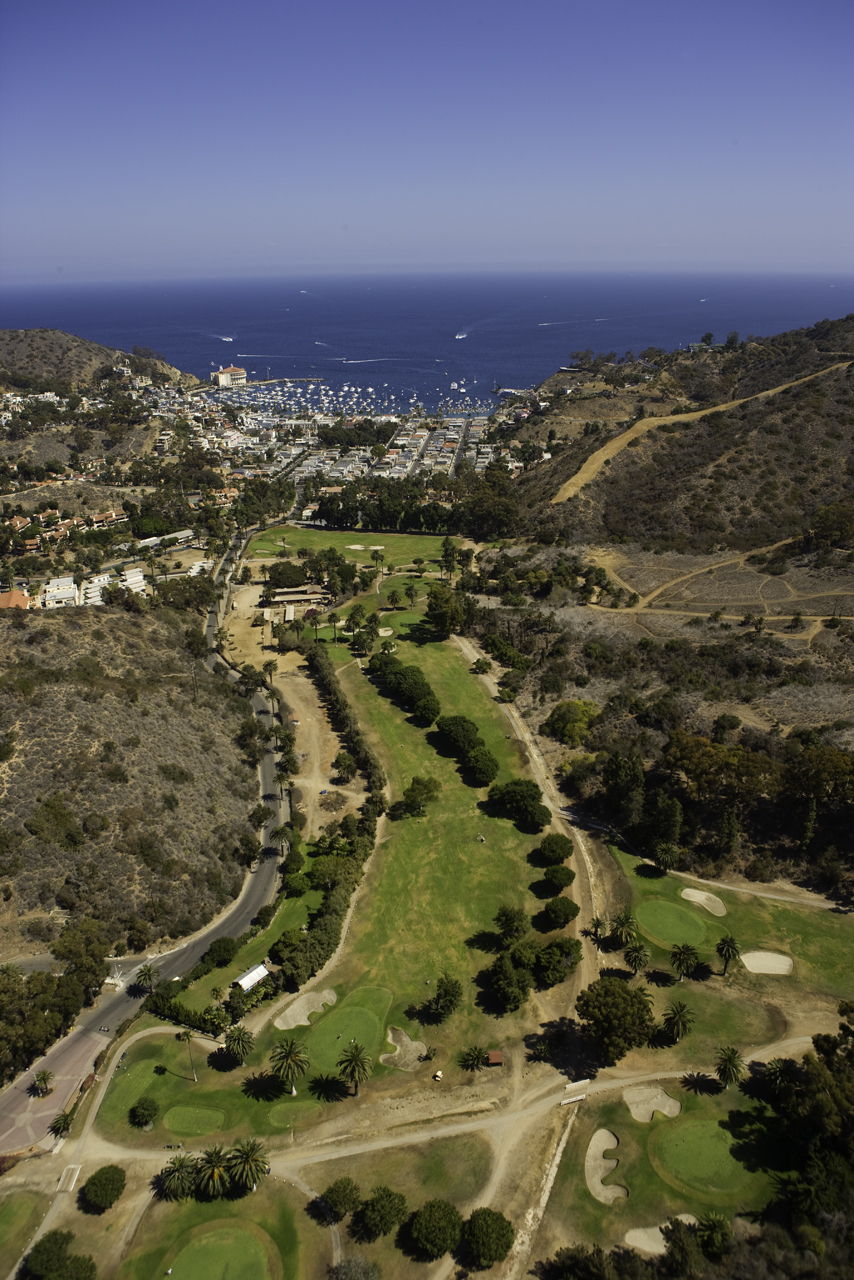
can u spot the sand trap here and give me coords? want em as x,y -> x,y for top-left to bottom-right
369,545 -> 385,549
379,1026 -> 427,1071
274,988 -> 336,1030
741,950 -> 793,974
681,887 -> 726,917
585,1130 -> 628,1204
345,544 -> 365,550
625,1215 -> 697,1256
623,1086 -> 681,1122
378,627 -> 394,637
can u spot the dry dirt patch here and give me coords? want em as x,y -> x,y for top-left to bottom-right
274,989 -> 337,1030
681,888 -> 727,917
622,1086 -> 681,1122
379,1026 -> 427,1071
585,1129 -> 628,1204
741,950 -> 794,974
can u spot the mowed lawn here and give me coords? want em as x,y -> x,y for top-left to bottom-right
0,1192 -> 50,1278
541,1086 -> 785,1255
249,525 -> 462,570
326,612 -> 570,1058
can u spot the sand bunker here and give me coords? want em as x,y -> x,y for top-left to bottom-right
379,1026 -> 427,1071
681,887 -> 726,917
345,544 -> 365,550
585,1130 -> 628,1204
623,1086 -> 681,1122
625,1214 -> 697,1256
369,545 -> 385,549
378,627 -> 394,637
741,951 -> 794,974
274,988 -> 336,1030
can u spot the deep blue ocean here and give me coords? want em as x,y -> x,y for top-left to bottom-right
1,272 -> 852,413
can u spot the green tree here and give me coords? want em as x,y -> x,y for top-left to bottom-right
431,971 -> 463,1020
225,1025 -> 255,1064
386,588 -> 402,610
322,1176 -> 362,1221
411,1199 -> 464,1259
662,999 -> 695,1042
327,611 -> 341,643
270,1036 -> 310,1095
715,933 -> 741,977
226,1137 -> 269,1191
49,1111 -> 73,1138
695,1212 -> 734,1261
670,943 -> 699,982
653,841 -> 680,872
610,910 -> 638,946
33,1068 -> 54,1097
25,1230 -> 96,1280
538,833 -> 574,865
333,751 -> 357,781
465,745 -> 500,786
412,557 -> 426,576
544,864 -> 575,893
465,1206 -> 515,1268
337,1041 -> 372,1097
624,940 -> 650,975
576,977 -> 655,1063
360,1184 -> 408,1239
82,1164 -> 126,1212
405,581 -> 419,607
490,952 -> 531,1012
195,1145 -> 231,1198
401,775 -> 442,815
459,1045 -> 488,1072
546,897 -> 579,928
160,1153 -> 197,1201
129,1095 -> 158,1128
495,904 -> 528,945
714,1045 -> 745,1090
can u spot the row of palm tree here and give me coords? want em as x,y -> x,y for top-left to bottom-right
159,1138 -> 269,1200
269,1036 -> 373,1097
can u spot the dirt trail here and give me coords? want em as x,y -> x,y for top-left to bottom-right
551,362 -> 849,504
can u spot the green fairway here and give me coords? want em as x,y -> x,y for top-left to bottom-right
0,1192 -> 50,1278
249,524 -> 461,569
652,1119 -> 756,1198
169,1226 -> 274,1280
636,899 -> 709,947
163,1105 -> 225,1137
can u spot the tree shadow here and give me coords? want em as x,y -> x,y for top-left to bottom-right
647,1026 -> 677,1050
305,1195 -> 336,1227
207,1048 -> 238,1073
465,929 -> 504,955
531,908 -> 559,934
521,1017 -> 596,1081
529,878 -> 557,901
646,968 -> 677,988
690,961 -> 714,983
527,848 -> 553,870
720,1105 -> 794,1175
308,1074 -> 349,1103
394,1212 -> 433,1263
680,1071 -> 723,1095
634,862 -> 665,879
241,1072 -> 283,1102
599,966 -> 633,982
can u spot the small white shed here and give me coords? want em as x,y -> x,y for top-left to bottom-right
234,964 -> 268,993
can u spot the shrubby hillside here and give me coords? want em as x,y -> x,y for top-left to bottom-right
0,328 -> 187,390
0,606 -> 261,957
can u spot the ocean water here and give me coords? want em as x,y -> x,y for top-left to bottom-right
1,272 -> 852,414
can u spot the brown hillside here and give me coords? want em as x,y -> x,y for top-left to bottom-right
0,328 -> 186,389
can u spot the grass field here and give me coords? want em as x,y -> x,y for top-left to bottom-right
0,1191 -> 50,1277
248,525 -> 461,570
116,1178 -> 324,1280
540,1086 -> 784,1255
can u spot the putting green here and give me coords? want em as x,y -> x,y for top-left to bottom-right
636,899 -> 707,946
163,1106 -> 225,1137
169,1226 -> 276,1280
653,1120 -> 756,1196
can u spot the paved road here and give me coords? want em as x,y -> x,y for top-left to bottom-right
0,528 -> 285,1156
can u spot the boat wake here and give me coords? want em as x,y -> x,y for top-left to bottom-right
455,332 -> 467,339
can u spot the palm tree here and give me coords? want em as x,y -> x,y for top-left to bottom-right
371,550 -> 385,575
716,933 -> 741,977
670,943 -> 699,982
380,638 -> 397,655
610,910 -> 638,946
180,1029 -> 197,1082
160,1153 -> 197,1201
309,610 -> 325,640
405,582 -> 418,608
225,1025 -> 255,1064
49,1111 -> 72,1138
337,1041 -> 372,1097
363,612 -> 381,641
195,1145 -> 231,1199
346,604 -> 366,634
270,1036 -> 310,1096
327,611 -> 340,644
765,1057 -> 794,1094
34,1069 -> 54,1097
589,914 -> 605,945
714,1045 -> 745,1091
662,999 -> 695,1041
226,1138 -> 270,1192
459,1045 -> 488,1073
262,658 -> 278,688
653,842 -> 681,871
137,963 -> 161,994
386,588 -> 402,610
288,616 -> 305,642
624,941 -> 650,976
271,822 -> 291,855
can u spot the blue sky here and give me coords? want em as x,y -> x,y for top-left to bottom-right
0,0 -> 851,284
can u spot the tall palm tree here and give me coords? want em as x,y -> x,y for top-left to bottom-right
337,1041 -> 372,1097
589,914 -> 605,945
327,611 -> 340,644
363,612 -> 381,641
405,582 -> 418,608
653,842 -> 681,871
225,1025 -> 255,1064
34,1069 -> 54,1097
270,1036 -> 310,1096
195,1145 -> 231,1199
715,1045 -> 745,1091
670,943 -> 699,982
663,999 -> 695,1041
371,550 -> 384,575
271,822 -> 291,855
716,933 -> 741,977
49,1112 -> 72,1138
624,941 -> 650,976
610,910 -> 638,946
346,604 -> 366,634
226,1138 -> 270,1192
288,616 -> 306,642
765,1057 -> 794,1094
137,963 -> 160,994
180,1029 -> 197,1082
160,1153 -> 197,1201
262,658 -> 278,688
386,588 -> 402,610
